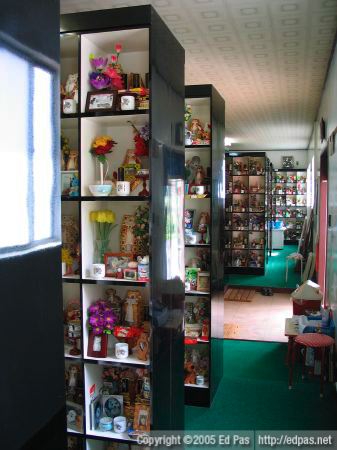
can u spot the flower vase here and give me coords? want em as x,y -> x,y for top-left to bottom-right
89,160 -> 112,197
87,331 -> 108,358
94,239 -> 110,264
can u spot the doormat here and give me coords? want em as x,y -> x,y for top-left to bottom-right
224,323 -> 240,338
224,288 -> 255,302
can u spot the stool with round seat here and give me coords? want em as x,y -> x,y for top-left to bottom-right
288,332 -> 335,397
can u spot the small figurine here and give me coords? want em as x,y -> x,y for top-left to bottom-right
185,155 -> 201,184
124,290 -> 144,326
184,362 -> 197,385
194,166 -> 205,185
66,149 -> 78,171
189,119 -> 203,140
198,212 -> 210,244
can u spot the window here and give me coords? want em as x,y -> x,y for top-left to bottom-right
0,32 -> 60,258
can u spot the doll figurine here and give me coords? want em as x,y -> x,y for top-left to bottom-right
194,166 -> 205,185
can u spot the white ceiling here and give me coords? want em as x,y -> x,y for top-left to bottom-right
60,0 -> 337,151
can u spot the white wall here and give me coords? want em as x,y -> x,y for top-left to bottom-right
266,150 -> 308,170
307,42 -> 337,329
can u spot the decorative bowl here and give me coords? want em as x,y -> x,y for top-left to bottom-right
89,184 -> 112,197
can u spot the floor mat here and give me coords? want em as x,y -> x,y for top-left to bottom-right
224,288 -> 255,302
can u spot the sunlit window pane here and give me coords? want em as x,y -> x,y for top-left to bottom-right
33,67 -> 54,241
0,47 -> 29,248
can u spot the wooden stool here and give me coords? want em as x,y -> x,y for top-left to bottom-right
288,333 -> 335,397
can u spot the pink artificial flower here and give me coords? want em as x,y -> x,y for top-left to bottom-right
111,54 -> 117,63
115,43 -> 122,53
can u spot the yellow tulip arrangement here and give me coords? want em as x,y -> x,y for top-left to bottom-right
62,248 -> 73,266
90,210 -> 117,263
90,210 -> 116,223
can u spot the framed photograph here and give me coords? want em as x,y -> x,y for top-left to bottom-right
122,163 -> 141,191
85,89 -> 117,113
101,394 -> 123,419
123,268 -> 137,280
197,271 -> 210,292
87,332 -> 108,358
66,401 -> 83,433
133,403 -> 150,432
104,252 -> 133,277
282,156 -> 294,169
90,395 -> 102,430
61,171 -> 79,197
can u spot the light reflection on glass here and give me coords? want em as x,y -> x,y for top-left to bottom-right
165,178 -> 185,280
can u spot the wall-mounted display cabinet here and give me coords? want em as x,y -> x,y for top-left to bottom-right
224,152 -> 269,275
61,5 -> 185,447
272,169 -> 307,243
184,85 -> 225,407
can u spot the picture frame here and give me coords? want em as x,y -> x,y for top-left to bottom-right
104,252 -> 134,278
90,395 -> 102,430
85,89 -> 117,113
197,271 -> 210,292
61,171 -> 79,197
122,163 -> 142,191
101,394 -> 123,419
87,331 -> 108,358
123,268 -> 138,281
282,156 -> 294,169
133,403 -> 150,432
66,401 -> 83,433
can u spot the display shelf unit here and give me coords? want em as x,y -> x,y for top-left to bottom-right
266,160 -> 274,259
61,5 -> 185,447
184,85 -> 225,407
272,168 -> 307,244
224,152 -> 268,275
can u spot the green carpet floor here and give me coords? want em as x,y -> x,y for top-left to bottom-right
226,245 -> 301,289
185,340 -> 337,430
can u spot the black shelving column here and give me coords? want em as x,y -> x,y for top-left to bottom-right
184,85 -> 225,407
61,5 -> 185,447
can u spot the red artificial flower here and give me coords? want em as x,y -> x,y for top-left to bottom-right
104,67 -> 124,90
111,54 -> 117,63
115,43 -> 122,53
134,134 -> 149,157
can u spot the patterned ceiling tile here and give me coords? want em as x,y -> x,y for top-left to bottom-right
61,0 -> 337,150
